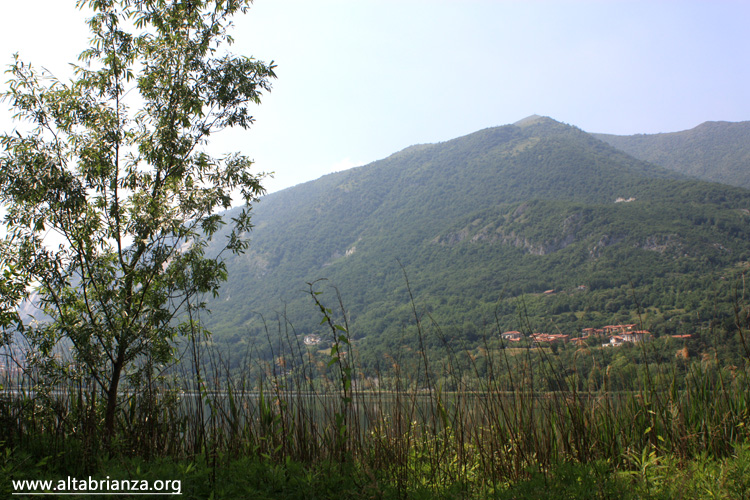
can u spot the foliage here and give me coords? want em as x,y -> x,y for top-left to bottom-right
3,447 -> 750,499
2,274 -> 750,497
2,311 -> 750,499
0,248 -> 26,338
194,117 -> 750,376
596,120 -> 750,189
0,0 -> 275,440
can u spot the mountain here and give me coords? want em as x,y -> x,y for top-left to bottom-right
594,120 -> 750,189
204,116 -> 750,368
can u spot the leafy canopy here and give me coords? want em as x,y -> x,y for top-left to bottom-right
0,0 -> 275,436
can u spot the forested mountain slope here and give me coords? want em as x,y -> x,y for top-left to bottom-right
594,120 -> 750,189
203,116 -> 750,369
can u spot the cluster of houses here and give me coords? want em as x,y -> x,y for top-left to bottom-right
501,324 -> 655,348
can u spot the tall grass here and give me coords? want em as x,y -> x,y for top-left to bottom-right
1,280 -> 749,496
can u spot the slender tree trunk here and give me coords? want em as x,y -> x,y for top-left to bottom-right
104,354 -> 125,446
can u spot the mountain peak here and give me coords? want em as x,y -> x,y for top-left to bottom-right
514,114 -> 554,128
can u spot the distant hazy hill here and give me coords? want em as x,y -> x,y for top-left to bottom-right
204,116 -> 750,367
594,120 -> 750,189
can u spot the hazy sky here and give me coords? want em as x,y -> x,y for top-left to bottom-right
1,0 -> 749,193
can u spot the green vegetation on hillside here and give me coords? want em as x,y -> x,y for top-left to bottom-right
595,120 -> 750,189
201,117 -> 750,378
2,0 -> 749,494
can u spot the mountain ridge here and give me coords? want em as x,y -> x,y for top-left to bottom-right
593,119 -> 750,188
199,116 -> 750,368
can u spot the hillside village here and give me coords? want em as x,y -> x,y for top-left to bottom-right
501,324 -> 692,347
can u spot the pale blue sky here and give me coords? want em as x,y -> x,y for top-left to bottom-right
2,0 -> 749,193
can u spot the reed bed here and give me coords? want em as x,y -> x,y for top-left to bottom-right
1,286 -> 749,497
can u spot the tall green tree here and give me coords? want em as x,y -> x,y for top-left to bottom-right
0,0 -> 275,441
